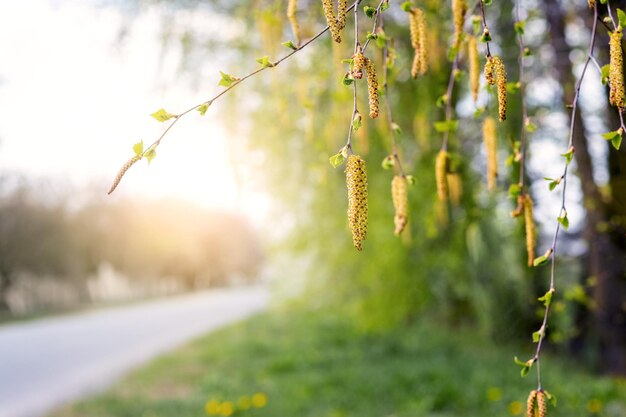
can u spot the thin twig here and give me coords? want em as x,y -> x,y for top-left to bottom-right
478,0 -> 492,57
531,2 -> 599,391
515,1 -> 529,189
346,0 -> 363,151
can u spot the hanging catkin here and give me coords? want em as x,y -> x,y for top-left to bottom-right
287,0 -> 301,46
609,29 -> 624,110
526,390 -> 538,417
483,117 -> 498,191
484,56 -> 496,86
536,391 -> 547,417
108,155 -> 140,195
392,175 -> 409,235
524,194 -> 536,267
468,35 -> 479,102
346,155 -> 368,251
493,56 -> 508,121
447,173 -> 462,207
322,0 -> 344,43
410,8 -> 428,78
452,0 -> 467,50
436,150 -> 449,202
352,47 -> 366,79
365,58 -> 379,118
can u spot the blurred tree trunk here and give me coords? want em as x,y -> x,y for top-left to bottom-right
544,0 -> 626,375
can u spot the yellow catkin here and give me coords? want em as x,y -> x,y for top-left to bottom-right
346,154 -> 368,251
468,35 -> 479,102
337,0 -> 347,30
447,173 -> 462,207
452,0 -> 467,50
492,56 -> 508,121
484,56 -> 495,86
392,175 -> 409,235
436,150 -> 449,202
365,58 -> 379,118
511,194 -> 524,218
526,390 -> 538,417
408,8 -> 419,49
588,0 -> 596,8
610,30 -> 624,110
524,194 -> 536,267
536,391 -> 547,417
108,155 -> 140,195
287,0 -> 301,46
322,0 -> 342,43
415,8 -> 428,76
483,117 -> 498,191
352,47 -> 366,79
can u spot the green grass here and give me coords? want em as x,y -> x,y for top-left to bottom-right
50,308 -> 626,417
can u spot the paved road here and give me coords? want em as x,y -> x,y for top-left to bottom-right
0,286 -> 269,417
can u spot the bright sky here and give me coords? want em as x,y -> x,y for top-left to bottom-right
0,0 -> 271,221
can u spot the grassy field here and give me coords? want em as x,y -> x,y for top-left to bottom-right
50,308 -> 626,417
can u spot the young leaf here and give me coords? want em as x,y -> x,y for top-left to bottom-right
144,148 -> 157,164
434,120 -> 459,133
197,103 -> 210,116
557,212 -> 569,229
132,140 -> 144,157
150,109 -> 176,122
329,152 -> 345,168
612,134 -> 623,150
513,356 -> 534,378
366,32 -> 377,40
400,1 -> 413,12
538,288 -> 555,307
405,175 -> 416,185
532,325 -> 545,343
342,72 -> 354,86
602,129 -> 623,150
391,122 -> 402,135
352,111 -> 362,131
508,183 -> 521,199
282,40 -> 297,50
506,82 -> 521,94
525,119 -> 538,132
256,56 -> 274,68
381,0 -> 390,12
543,391 -> 557,407
561,146 -> 574,165
533,248 -> 554,267
601,64 -> 611,85
483,0 -> 493,5
218,71 -> 239,88
364,6 -> 376,18
472,15 -> 482,36
436,94 -> 449,108
618,8 -> 626,28
381,155 -> 395,170
514,20 -> 526,35
480,28 -> 492,43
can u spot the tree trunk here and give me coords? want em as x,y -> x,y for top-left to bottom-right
543,0 -> 626,375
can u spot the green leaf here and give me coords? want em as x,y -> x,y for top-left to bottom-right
132,140 -> 144,157
561,146 -> 574,165
342,72 -> 354,86
602,129 -> 622,149
483,0 -> 492,5
471,15 -> 482,36
329,152 -> 345,168
543,391 -> 557,407
557,211 -> 569,229
601,64 -> 611,85
544,176 -> 561,191
405,175 -> 416,185
434,120 -> 458,133
523,47 -> 532,57
480,28 -> 492,43
600,0 -> 608,4
508,183 -> 521,199
514,20 -> 526,35
381,0 -> 390,12
525,119 -> 538,132
532,325 -> 545,343
473,107 -> 485,118
364,6 -> 376,18
401,1 -> 413,12
197,103 -> 210,116
381,155 -> 395,170
533,249 -> 554,267
538,288 -> 555,307
256,56 -> 274,68
144,148 -> 157,164
366,32 -> 377,40
282,40 -> 297,50
150,109 -> 176,122
436,94 -> 449,108
618,9 -> 626,28
391,122 -> 402,135
218,71 -> 239,88
513,356 -> 534,378
352,112 -> 362,131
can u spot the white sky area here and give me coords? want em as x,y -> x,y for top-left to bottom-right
0,0 -> 271,223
